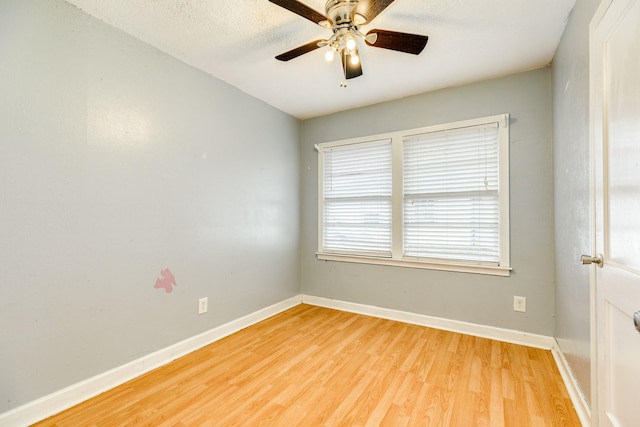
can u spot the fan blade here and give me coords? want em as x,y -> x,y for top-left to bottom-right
354,0 -> 396,24
365,29 -> 428,55
268,0 -> 327,25
341,48 -> 363,80
276,40 -> 325,61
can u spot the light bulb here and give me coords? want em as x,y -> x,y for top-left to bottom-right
324,49 -> 335,62
346,37 -> 356,51
350,54 -> 360,65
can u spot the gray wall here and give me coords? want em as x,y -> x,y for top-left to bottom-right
301,68 -> 556,336
552,0 -> 601,403
0,0 -> 300,412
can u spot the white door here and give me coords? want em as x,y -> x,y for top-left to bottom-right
591,0 -> 640,425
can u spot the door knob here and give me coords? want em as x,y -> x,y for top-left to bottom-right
634,311 -> 640,334
581,254 -> 603,267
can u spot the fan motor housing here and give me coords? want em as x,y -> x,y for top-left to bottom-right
325,0 -> 359,26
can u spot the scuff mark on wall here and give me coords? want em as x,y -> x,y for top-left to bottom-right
154,268 -> 177,293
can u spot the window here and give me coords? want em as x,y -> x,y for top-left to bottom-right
322,139 -> 392,257
317,115 -> 510,276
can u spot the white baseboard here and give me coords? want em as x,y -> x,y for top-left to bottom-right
2,294 -> 590,427
302,295 -> 556,349
551,343 -> 591,427
0,294 -> 303,427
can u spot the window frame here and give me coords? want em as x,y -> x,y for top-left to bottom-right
316,114 -> 511,276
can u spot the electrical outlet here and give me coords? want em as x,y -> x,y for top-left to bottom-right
198,297 -> 208,315
513,296 -> 526,313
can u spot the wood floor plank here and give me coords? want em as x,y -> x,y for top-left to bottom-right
32,304 -> 581,426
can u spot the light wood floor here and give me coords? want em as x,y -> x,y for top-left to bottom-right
34,304 -> 581,426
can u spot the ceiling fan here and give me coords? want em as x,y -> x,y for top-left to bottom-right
269,0 -> 429,80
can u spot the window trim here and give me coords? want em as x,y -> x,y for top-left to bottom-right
317,114 -> 511,276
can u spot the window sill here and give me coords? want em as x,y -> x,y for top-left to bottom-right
316,252 -> 512,277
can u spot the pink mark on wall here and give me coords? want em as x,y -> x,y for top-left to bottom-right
154,268 -> 177,293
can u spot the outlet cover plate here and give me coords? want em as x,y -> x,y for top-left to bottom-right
513,296 -> 526,312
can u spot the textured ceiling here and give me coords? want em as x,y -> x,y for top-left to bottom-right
64,0 -> 575,119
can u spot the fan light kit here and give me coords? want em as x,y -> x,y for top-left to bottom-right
269,0 -> 429,81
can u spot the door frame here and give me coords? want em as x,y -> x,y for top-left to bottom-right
588,0 -> 611,423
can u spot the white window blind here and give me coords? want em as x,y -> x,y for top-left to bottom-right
322,139 -> 392,256
403,124 -> 500,263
